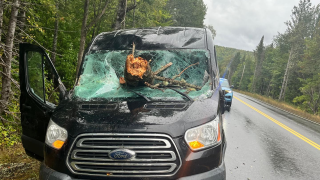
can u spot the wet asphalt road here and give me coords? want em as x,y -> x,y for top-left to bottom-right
223,92 -> 320,180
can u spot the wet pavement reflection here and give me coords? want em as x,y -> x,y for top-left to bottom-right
223,92 -> 320,180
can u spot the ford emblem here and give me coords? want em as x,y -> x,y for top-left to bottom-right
108,149 -> 136,160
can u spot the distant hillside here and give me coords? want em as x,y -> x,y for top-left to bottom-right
215,45 -> 254,76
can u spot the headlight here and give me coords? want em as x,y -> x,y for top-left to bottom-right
225,90 -> 231,94
45,120 -> 68,149
184,116 -> 221,151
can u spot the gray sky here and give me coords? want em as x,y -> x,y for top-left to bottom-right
203,0 -> 320,51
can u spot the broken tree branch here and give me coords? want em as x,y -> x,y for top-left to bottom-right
153,62 -> 173,75
172,62 -> 199,80
154,75 -> 201,90
132,42 -> 135,56
122,43 -> 201,90
145,82 -> 164,92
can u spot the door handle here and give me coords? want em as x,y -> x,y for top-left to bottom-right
22,104 -> 31,110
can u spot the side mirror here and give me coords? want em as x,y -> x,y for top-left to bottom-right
231,85 -> 234,88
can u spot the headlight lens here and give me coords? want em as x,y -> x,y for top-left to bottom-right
45,120 -> 68,149
184,116 -> 221,151
225,90 -> 231,94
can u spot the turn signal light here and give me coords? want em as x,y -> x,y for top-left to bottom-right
188,141 -> 204,150
217,124 -> 221,142
52,140 -> 65,149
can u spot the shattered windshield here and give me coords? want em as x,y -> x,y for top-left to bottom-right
73,49 -> 213,101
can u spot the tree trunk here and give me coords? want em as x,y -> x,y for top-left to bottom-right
251,62 -> 257,92
75,0 -> 110,81
266,74 -> 274,97
279,48 -> 293,101
0,0 -> 3,42
0,0 -> 20,115
132,0 -> 136,27
76,0 -> 89,79
114,0 -> 127,30
91,0 -> 98,40
52,3 -> 59,66
123,0 -> 127,28
91,0 -> 104,40
239,64 -> 245,89
17,8 -> 25,38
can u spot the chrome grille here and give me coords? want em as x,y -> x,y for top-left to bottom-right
67,133 -> 181,177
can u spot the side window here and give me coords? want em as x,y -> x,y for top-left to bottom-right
27,51 -> 45,101
26,51 -> 61,107
43,56 -> 60,106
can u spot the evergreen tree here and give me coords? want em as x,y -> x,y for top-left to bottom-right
166,0 -> 207,27
251,36 -> 265,93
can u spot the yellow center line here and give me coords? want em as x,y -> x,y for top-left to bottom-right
234,96 -> 320,151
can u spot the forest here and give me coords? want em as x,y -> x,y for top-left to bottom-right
222,0 -> 320,117
0,0 -> 209,147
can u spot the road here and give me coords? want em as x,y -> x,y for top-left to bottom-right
223,92 -> 320,180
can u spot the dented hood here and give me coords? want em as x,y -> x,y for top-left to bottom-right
51,96 -> 219,138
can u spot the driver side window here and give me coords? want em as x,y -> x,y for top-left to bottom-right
26,51 -> 60,106
27,51 -> 44,101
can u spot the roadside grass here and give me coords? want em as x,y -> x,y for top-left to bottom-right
235,90 -> 320,124
0,143 -> 40,180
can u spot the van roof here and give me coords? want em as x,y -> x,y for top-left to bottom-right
89,27 -> 207,51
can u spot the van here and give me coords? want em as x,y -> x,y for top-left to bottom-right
219,78 -> 233,112
19,27 -> 226,180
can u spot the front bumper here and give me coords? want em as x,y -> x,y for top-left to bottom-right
40,161 -> 226,180
224,93 -> 233,104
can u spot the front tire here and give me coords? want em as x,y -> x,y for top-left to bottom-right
226,106 -> 230,112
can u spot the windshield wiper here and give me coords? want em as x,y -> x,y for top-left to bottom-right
167,87 -> 193,102
128,89 -> 151,101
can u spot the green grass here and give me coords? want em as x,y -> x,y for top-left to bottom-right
0,143 -> 40,180
235,90 -> 320,124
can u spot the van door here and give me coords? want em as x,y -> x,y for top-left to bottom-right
19,43 -> 66,160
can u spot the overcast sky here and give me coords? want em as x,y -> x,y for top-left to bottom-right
203,0 -> 320,51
